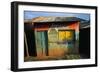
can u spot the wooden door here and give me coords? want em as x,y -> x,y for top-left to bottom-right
35,31 -> 48,57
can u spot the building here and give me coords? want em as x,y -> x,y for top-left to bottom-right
24,16 -> 90,61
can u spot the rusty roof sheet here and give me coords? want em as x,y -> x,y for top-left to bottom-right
30,16 -> 86,23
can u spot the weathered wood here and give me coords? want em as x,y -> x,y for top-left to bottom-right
24,32 -> 30,57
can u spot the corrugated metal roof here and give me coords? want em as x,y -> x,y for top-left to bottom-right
31,16 -> 86,22
80,21 -> 90,29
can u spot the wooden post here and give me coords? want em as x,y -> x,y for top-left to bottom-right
24,32 -> 30,57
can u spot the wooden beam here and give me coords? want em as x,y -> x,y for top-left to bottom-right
24,32 -> 30,57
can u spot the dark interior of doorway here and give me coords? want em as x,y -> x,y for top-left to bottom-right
79,27 -> 90,58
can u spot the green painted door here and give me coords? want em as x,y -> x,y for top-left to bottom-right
35,31 -> 48,56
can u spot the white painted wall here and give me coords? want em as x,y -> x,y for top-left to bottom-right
0,0 -> 99,73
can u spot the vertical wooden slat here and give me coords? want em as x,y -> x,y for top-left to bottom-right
24,32 -> 30,57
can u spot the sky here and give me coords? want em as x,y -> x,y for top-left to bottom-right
24,11 -> 90,21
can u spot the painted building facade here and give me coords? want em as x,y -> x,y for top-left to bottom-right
24,17 -> 82,60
